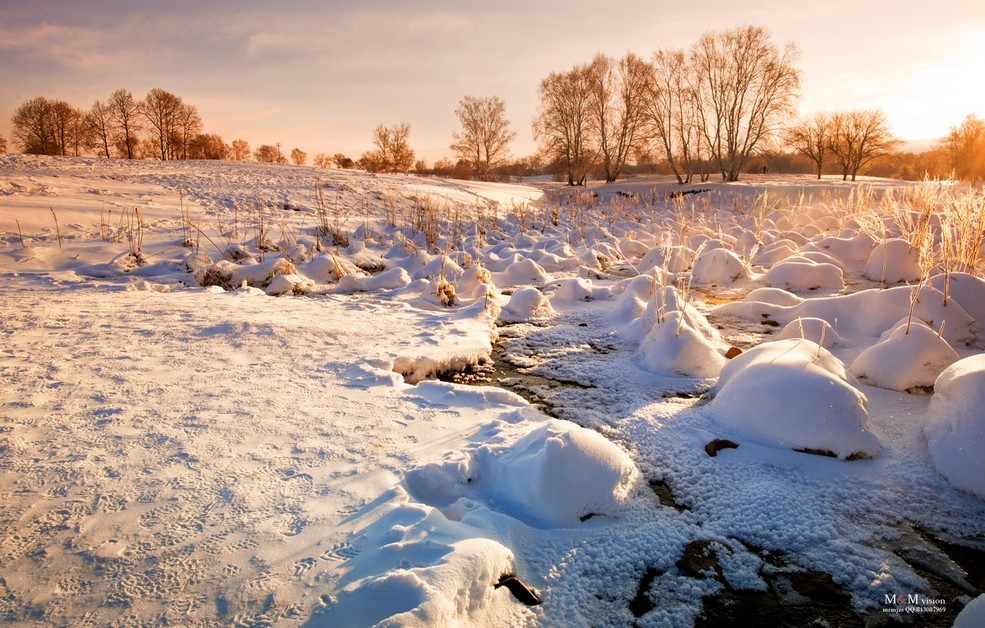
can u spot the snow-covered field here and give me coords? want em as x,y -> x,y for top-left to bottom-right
1,154 -> 983,627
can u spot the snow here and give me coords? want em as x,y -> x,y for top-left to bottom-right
1,156 -> 983,626
707,338 -> 881,459
850,319 -> 960,392
954,594 -> 985,628
925,354 -> 985,499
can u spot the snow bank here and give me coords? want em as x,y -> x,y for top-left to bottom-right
716,284 -> 978,346
314,501 -> 526,627
707,339 -> 881,459
925,354 -> 985,498
850,320 -> 959,392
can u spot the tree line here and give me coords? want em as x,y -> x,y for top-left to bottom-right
5,25 -> 983,185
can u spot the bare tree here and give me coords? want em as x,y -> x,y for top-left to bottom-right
784,112 -> 832,179
645,49 -> 705,183
12,96 -> 55,155
689,25 -> 800,181
142,88 -> 184,160
533,63 -> 597,186
230,139 -> 251,161
450,95 -> 517,181
87,99 -> 114,158
587,53 -> 650,182
290,148 -> 307,166
935,114 -> 985,183
176,103 -> 202,160
828,109 -> 901,181
0,133 -> 7,153
50,101 -> 87,156
107,89 -> 141,159
366,123 -> 414,173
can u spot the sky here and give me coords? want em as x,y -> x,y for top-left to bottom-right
1,0 -> 983,163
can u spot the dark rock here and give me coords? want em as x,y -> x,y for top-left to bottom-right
724,346 -> 743,359
705,439 -> 739,457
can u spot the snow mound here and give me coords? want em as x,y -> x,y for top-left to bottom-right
494,258 -> 550,286
707,339 -> 880,459
637,245 -> 694,274
776,317 -> 843,348
498,286 -> 554,323
409,420 -> 640,528
314,504 -> 522,627
862,238 -> 922,283
954,594 -> 985,628
478,420 -> 639,526
637,311 -> 726,378
850,320 -> 959,393
337,267 -> 412,292
764,260 -> 844,291
930,272 -> 985,325
743,287 -> 804,307
552,277 -> 612,303
691,248 -> 749,285
925,354 -> 985,499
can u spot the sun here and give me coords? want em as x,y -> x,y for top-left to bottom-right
885,28 -> 985,141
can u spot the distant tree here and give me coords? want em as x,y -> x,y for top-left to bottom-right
357,151 -> 381,172
312,153 -> 333,168
142,88 -> 184,160
254,144 -> 284,163
176,103 -> 202,160
290,148 -> 307,166
86,99 -> 114,158
230,139 -> 251,161
451,95 -> 517,181
366,123 -> 414,173
935,114 -> 985,183
107,89 -> 142,159
689,25 -> 800,181
533,63 -> 597,185
188,134 -> 229,159
51,101 -> 88,156
0,133 -> 7,153
587,53 -> 650,182
828,109 -> 901,181
12,96 -> 56,155
784,112 -> 832,179
332,153 -> 354,169
10,96 -> 85,156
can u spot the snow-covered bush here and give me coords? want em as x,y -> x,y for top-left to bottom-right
707,339 -> 880,459
925,354 -> 985,498
850,319 -> 959,393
